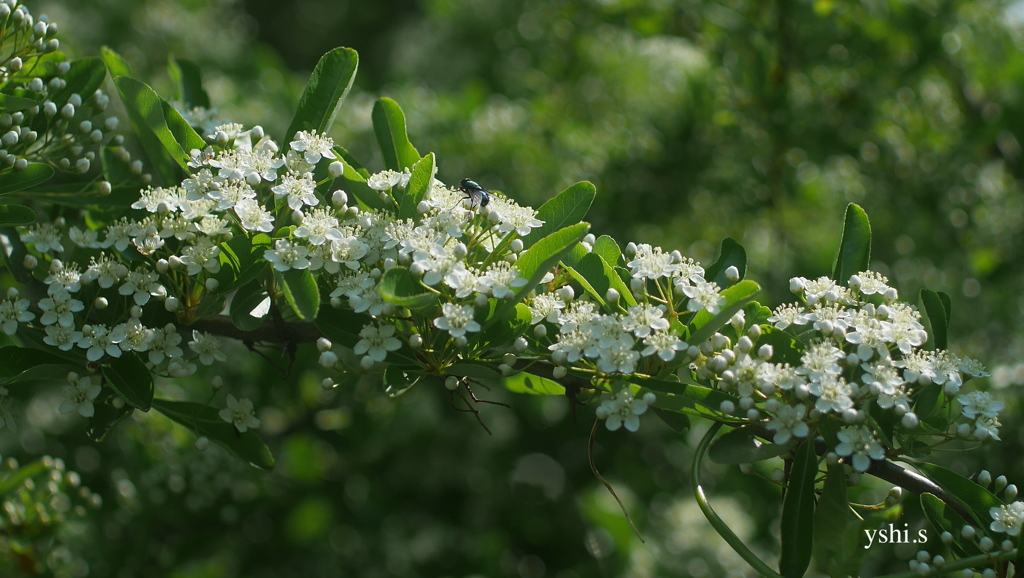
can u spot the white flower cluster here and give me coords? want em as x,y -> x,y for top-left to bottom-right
691,271 -> 993,472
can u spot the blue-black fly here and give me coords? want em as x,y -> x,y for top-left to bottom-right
459,178 -> 490,209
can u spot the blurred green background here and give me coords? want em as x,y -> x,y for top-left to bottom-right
4,0 -> 1024,575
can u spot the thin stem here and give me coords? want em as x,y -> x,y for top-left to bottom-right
692,422 -> 785,578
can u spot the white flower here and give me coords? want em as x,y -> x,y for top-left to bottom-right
294,207 -> 343,246
44,261 -> 82,295
990,502 -> 1024,536
433,303 -> 481,338
596,389 -> 651,432
367,169 -> 404,190
478,261 -> 527,299
835,425 -> 885,472
59,372 -> 101,418
119,269 -> 164,305
958,391 -> 1004,420
264,239 -> 311,271
21,223 -> 64,253
959,357 -> 989,378
0,297 -> 34,335
973,414 -> 1002,441
810,374 -> 854,414
626,244 -> 677,280
271,172 -> 319,210
765,404 -> 809,444
43,325 -> 82,351
622,305 -> 670,338
189,331 -> 227,365
596,340 -> 640,375
289,129 -> 336,165
641,330 -> 685,361
234,198 -> 275,233
209,181 -> 257,210
353,323 -> 403,362
69,226 -> 103,248
682,280 -> 726,314
148,324 -> 184,365
798,341 -> 844,382
82,254 -> 128,288
527,293 -> 564,324
849,270 -> 894,297
219,394 -> 261,433
179,238 -> 222,276
78,324 -> 127,361
488,195 -> 544,236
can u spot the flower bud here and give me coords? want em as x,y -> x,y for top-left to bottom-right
711,333 -> 730,350
408,334 -> 423,348
22,254 -> 37,269
738,463 -> 753,474
956,423 -> 971,438
979,536 -> 994,552
756,344 -> 774,360
13,157 -> 25,171
195,437 -> 209,451
960,525 -> 975,539
724,266 -> 740,282
514,337 -> 528,352
1007,484 -> 1018,501
771,468 -> 785,482
901,412 -> 919,429
205,278 -> 219,292
735,336 -> 753,352
105,117 -> 119,131
474,294 -> 488,307
155,259 -> 169,273
112,397 -> 124,409
318,351 -> 338,368
556,285 -> 574,301
76,158 -> 90,173
360,356 -> 375,370
316,338 -> 332,352
8,57 -> 21,72
719,400 -> 735,414
746,408 -> 759,420
164,296 -> 179,312
445,376 -> 460,391
605,287 -> 620,303
534,324 -> 548,337
978,470 -> 992,487
416,200 -> 430,214
211,376 -> 223,390
321,378 -> 336,390
552,366 -> 567,379
498,364 -> 511,376
510,239 -> 524,252
61,103 -> 75,119
130,305 -> 143,318
328,161 -> 344,178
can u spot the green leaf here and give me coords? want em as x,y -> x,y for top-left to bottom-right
651,407 -> 690,433
779,440 -> 818,578
161,98 -> 207,155
383,365 -> 423,398
937,291 -> 952,326
230,278 -> 269,332
333,146 -> 371,179
920,493 -> 979,559
0,346 -> 74,385
831,203 -> 871,284
110,76 -> 181,184
915,463 -> 1002,526
47,57 -> 107,109
86,393 -> 135,442
519,181 -> 596,249
592,235 -> 622,266
377,266 -> 438,310
500,372 -> 565,395
100,46 -> 134,79
688,280 -> 761,345
633,379 -> 742,423
0,163 -> 55,196
0,226 -> 30,283
0,204 -> 34,226
284,47 -> 358,145
338,162 -> 389,211
0,94 -> 41,112
102,352 -> 154,411
487,222 -> 590,328
446,362 -> 501,380
167,56 -> 210,109
814,464 -> 851,553
709,426 -> 792,464
398,153 -> 435,220
919,289 -> 948,350
280,269 -> 320,321
152,399 -> 274,471
565,252 -> 637,310
372,97 -> 420,171
704,238 -> 747,287
475,302 -> 531,348
0,459 -> 48,497
758,327 -> 803,366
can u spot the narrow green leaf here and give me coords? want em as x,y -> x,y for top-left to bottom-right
565,252 -> 636,311
0,204 -> 35,226
709,427 -> 792,464
704,238 -> 747,287
915,463 -> 1002,526
280,269 -> 320,321
688,280 -> 761,345
486,222 -> 590,328
102,353 -> 154,411
100,46 -> 133,79
230,278 -> 269,332
520,181 -> 596,249
383,366 -> 421,398
399,153 -> 435,220
919,289 -> 948,350
333,146 -> 371,179
0,163 -> 55,196
110,76 -> 180,184
0,460 -> 48,497
161,99 -> 206,155
937,291 -> 952,329
592,235 -> 622,266
0,346 -> 73,385
167,56 -> 210,109
814,464 -> 851,552
779,440 -> 818,578
152,399 -> 274,471
0,94 -> 41,112
500,372 -> 565,395
920,493 -> 979,559
831,203 -> 871,284
377,266 -> 438,310
284,47 -> 359,145
0,226 -> 30,283
372,97 -> 420,171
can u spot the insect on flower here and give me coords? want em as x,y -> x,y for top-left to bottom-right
459,178 -> 490,209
